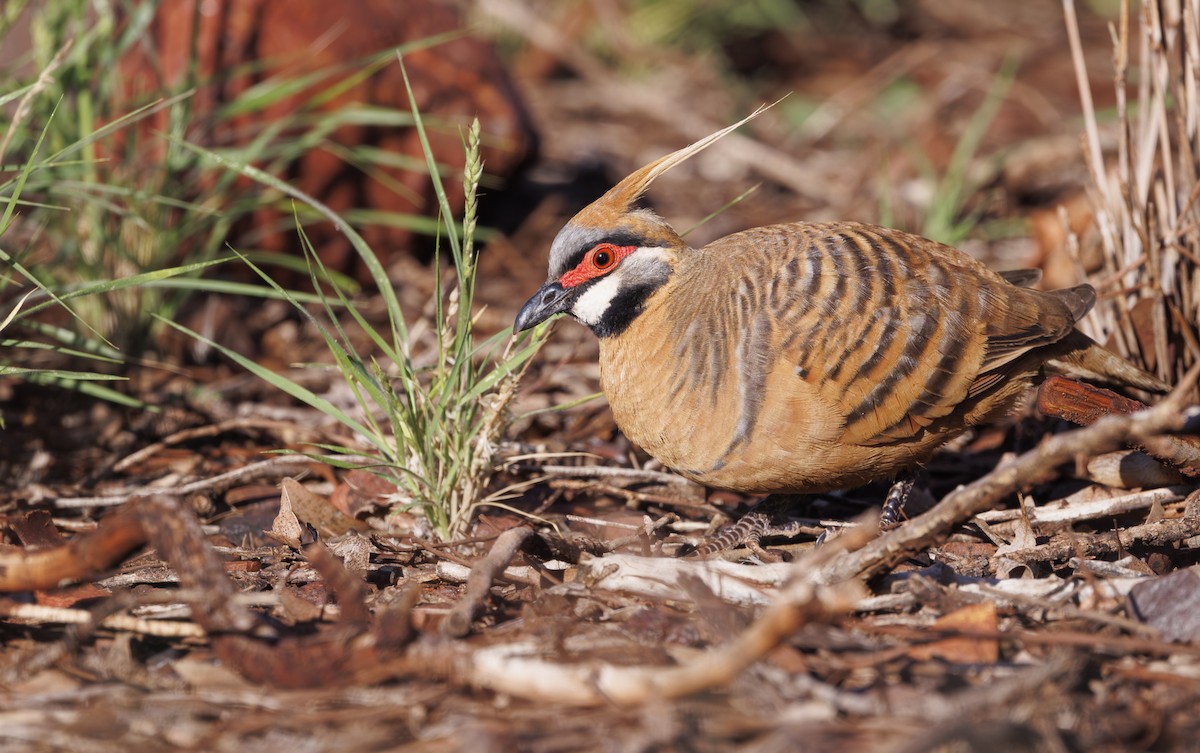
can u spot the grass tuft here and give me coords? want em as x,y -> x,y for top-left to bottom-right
1,2 -> 472,370
1065,0 -> 1200,388
164,54 -> 552,541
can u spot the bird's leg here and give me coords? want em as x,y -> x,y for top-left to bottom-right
879,470 -> 922,530
687,494 -> 808,559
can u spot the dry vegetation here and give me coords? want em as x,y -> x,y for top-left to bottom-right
1,1 -> 1200,752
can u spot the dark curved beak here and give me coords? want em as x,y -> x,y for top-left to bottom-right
515,281 -> 572,332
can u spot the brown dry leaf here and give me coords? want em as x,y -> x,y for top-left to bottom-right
1026,191 -> 1099,289
9,509 -> 65,548
995,501 -> 1037,559
1125,298 -> 1161,374
937,541 -> 996,560
34,582 -> 110,608
268,483 -> 305,549
280,477 -> 369,537
331,469 -> 398,519
1126,567 -> 1200,643
279,585 -> 325,624
908,602 -> 999,664
326,532 -> 372,577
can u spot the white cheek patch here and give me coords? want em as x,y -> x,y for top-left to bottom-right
571,273 -> 623,326
567,248 -> 672,327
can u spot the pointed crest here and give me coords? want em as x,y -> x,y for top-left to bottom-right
571,101 -> 780,229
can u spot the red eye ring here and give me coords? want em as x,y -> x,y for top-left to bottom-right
559,244 -> 637,288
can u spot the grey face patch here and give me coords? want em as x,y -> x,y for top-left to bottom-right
548,225 -> 605,279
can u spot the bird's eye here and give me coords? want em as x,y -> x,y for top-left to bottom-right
592,246 -> 615,270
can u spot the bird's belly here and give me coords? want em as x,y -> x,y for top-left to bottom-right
617,405 -> 938,493
600,345 -> 941,494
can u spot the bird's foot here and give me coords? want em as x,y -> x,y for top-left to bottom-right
685,495 -> 808,560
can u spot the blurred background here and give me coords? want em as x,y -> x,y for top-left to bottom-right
0,0 -> 1130,333
0,0 -> 1183,472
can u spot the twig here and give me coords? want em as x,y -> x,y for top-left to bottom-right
818,365 -> 1200,584
1001,515 -> 1200,565
1028,485 -> 1190,526
112,417 -> 328,473
53,455 -> 326,508
436,560 -> 543,587
302,540 -> 370,629
536,463 -> 696,488
0,504 -> 148,592
579,553 -> 793,607
0,600 -> 206,639
442,526 -> 536,638
550,478 -> 714,511
136,496 -> 261,636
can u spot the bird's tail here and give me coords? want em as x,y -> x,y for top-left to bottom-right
1043,329 -> 1170,394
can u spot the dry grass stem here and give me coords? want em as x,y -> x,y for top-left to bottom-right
0,602 -> 207,638
0,38 -> 72,167
1065,0 -> 1200,386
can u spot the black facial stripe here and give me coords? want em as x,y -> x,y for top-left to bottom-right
589,279 -> 664,338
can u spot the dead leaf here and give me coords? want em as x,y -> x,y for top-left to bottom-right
10,510 -> 66,548
267,484 -> 305,549
1127,567 -> 1200,642
280,477 -> 369,537
326,531 -> 372,577
908,602 -> 999,664
35,582 -> 111,608
331,469 -> 398,519
279,585 -> 325,623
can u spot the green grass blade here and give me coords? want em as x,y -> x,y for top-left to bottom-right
0,366 -> 124,380
516,391 -> 604,421
396,53 -> 461,266
0,335 -> 123,364
155,314 -> 390,455
12,255 -> 234,321
172,137 -> 408,349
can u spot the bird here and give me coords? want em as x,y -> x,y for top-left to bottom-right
514,111 -> 1169,554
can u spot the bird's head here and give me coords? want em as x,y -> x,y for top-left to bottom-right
513,207 -> 685,338
515,108 -> 768,338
